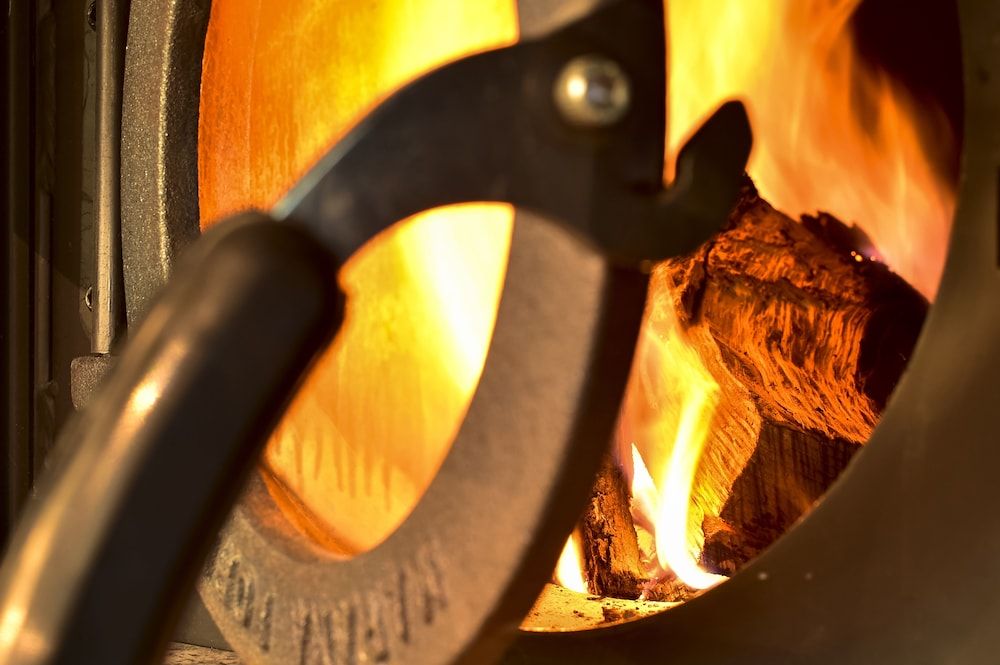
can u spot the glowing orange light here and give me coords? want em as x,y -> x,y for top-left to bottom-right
622,292 -> 725,590
554,532 -> 588,594
200,0 -> 955,598
556,0 -> 955,595
199,0 -> 517,553
666,0 -> 954,298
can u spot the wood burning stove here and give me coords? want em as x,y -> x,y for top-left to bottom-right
2,0 -> 999,664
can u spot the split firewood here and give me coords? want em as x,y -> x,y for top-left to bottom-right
575,456 -> 702,602
578,455 -> 646,598
575,178 -> 928,597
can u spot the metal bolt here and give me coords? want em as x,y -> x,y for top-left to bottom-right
553,55 -> 631,128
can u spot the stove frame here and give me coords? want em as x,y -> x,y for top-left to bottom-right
111,0 -> 1000,662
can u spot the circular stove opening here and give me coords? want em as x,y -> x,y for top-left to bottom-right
195,0 -> 962,633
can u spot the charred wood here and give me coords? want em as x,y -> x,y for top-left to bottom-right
576,178 -> 927,597
578,456 -> 646,598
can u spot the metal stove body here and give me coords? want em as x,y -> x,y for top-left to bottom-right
3,0 -> 1000,664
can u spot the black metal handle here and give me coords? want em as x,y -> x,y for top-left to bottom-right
0,3 -> 753,662
0,213 -> 343,665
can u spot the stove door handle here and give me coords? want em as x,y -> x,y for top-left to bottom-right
0,212 -> 344,665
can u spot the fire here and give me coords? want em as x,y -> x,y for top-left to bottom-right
199,0 -> 955,601
666,0 -> 955,297
619,297 -> 725,591
554,532 -> 588,595
557,0 -> 956,596
631,447 -> 726,591
199,0 -> 518,552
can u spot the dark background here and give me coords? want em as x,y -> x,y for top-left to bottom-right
853,0 -> 964,181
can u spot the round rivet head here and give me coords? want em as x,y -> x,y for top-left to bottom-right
554,54 -> 632,128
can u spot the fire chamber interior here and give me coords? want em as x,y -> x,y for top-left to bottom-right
198,0 -> 961,630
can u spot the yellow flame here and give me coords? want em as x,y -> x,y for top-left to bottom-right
630,446 -> 726,590
667,0 -> 954,297
199,0 -> 517,553
624,295 -> 724,590
554,532 -> 588,594
629,443 -> 658,533
554,0 -> 957,596
651,382 -> 721,589
402,209 -> 513,395
200,0 -> 955,593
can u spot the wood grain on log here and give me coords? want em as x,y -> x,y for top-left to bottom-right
578,456 -> 646,598
578,179 -> 927,596
163,644 -> 239,665
678,180 -> 926,574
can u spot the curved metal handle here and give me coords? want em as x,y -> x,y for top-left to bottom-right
0,3 -> 753,662
0,213 -> 344,665
276,0 -> 751,266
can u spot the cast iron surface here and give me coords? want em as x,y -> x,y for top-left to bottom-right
3,0 -> 36,538
0,0 -> 752,663
117,0 -> 1000,664
92,0 -> 130,354
120,0 -> 209,326
273,3 -> 751,265
203,224 -> 648,665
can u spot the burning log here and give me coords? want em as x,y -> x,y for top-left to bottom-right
574,178 -> 928,597
576,458 -> 700,602
577,456 -> 645,598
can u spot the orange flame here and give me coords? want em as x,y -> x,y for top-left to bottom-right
199,0 -> 954,595
666,0 -> 955,297
199,0 -> 518,553
556,0 -> 955,595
